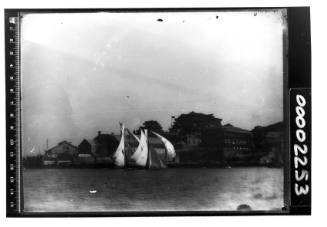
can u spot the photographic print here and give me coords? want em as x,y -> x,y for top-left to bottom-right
8,8 -> 293,215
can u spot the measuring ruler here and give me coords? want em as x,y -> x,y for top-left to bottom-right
6,10 -> 23,216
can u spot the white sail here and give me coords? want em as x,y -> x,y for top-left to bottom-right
125,128 -> 140,143
131,132 -> 140,143
113,124 -> 125,167
130,130 -> 148,167
152,131 -> 176,159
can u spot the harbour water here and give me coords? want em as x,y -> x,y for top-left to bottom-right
23,167 -> 284,212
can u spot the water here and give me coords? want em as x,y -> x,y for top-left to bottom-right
23,167 -> 284,212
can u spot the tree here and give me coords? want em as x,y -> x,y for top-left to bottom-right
137,120 -> 164,134
94,134 -> 119,157
169,111 -> 222,135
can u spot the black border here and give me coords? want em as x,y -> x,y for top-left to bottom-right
5,10 -> 23,217
288,7 -> 311,89
5,7 -> 311,217
287,7 -> 311,215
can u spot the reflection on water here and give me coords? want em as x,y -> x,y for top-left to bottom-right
23,167 -> 284,212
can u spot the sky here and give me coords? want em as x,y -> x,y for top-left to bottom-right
20,10 -> 287,155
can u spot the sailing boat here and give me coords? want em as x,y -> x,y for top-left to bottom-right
112,125 -> 148,168
112,124 -> 125,167
112,124 -> 176,169
130,129 -> 148,167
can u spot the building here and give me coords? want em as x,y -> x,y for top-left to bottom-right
43,141 -> 78,166
260,129 -> 284,165
184,133 -> 202,147
222,124 -> 254,162
200,124 -> 254,164
252,122 -> 285,166
264,131 -> 283,152
174,132 -> 207,165
76,139 -> 96,165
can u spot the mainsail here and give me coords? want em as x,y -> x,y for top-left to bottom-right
130,129 -> 148,167
151,131 -> 176,159
113,124 -> 125,167
131,132 -> 140,143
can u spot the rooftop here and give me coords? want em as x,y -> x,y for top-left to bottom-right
223,124 -> 251,134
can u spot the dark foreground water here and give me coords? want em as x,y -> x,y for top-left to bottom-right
23,167 -> 284,212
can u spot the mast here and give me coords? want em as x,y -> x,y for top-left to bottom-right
124,136 -> 128,168
146,129 -> 151,169
165,146 -> 168,161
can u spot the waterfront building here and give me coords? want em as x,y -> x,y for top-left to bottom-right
264,131 -> 283,152
260,128 -> 284,165
76,139 -> 96,165
201,124 -> 254,164
184,133 -> 202,147
222,124 -> 254,163
43,141 -> 78,166
252,122 -> 284,165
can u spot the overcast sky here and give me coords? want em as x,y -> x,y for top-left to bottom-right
21,10 -> 287,155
